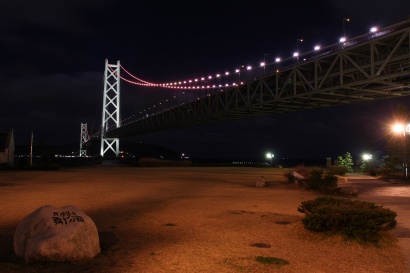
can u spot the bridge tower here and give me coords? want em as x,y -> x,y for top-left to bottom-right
100,59 -> 121,157
79,122 -> 89,157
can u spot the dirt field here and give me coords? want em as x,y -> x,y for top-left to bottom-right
0,166 -> 406,273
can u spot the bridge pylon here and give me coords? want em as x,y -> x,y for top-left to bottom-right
100,59 -> 121,157
79,122 -> 89,157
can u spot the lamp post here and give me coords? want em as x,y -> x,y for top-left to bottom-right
361,153 -> 372,173
263,54 -> 269,74
342,18 -> 350,39
266,152 -> 274,166
296,38 -> 303,62
393,123 -> 408,180
235,65 -> 244,85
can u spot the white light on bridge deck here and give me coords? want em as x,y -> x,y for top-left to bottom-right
275,57 -> 281,62
370,26 -> 378,33
339,37 -> 346,43
314,45 -> 321,51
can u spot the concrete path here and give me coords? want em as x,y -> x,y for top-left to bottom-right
346,173 -> 410,272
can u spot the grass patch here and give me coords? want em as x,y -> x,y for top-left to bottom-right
256,256 -> 289,265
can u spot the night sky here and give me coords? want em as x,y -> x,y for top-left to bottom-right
2,0 -> 410,162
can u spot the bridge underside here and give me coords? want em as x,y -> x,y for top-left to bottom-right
106,20 -> 410,138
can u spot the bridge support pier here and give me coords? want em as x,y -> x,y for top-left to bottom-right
79,122 -> 88,157
100,59 -> 121,157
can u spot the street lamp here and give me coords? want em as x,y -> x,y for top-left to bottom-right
296,38 -> 303,62
361,153 -> 373,174
263,54 -> 269,74
393,123 -> 409,180
235,65 -> 245,85
362,153 -> 372,161
266,152 -> 274,166
342,18 -> 350,39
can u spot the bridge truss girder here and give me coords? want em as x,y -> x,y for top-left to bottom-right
106,21 -> 410,138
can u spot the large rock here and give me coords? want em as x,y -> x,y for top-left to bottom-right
335,175 -> 349,184
290,170 -> 305,180
14,205 -> 100,263
290,170 -> 307,185
255,176 -> 267,187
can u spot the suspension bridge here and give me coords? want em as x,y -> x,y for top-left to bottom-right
80,18 -> 410,158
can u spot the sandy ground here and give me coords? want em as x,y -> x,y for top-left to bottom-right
0,166 -> 406,273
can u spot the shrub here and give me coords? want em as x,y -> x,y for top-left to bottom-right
374,167 -> 393,177
284,166 -> 338,191
305,167 -> 323,190
328,166 -> 347,176
305,167 -> 338,192
297,196 -> 397,242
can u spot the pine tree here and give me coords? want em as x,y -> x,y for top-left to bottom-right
336,152 -> 353,173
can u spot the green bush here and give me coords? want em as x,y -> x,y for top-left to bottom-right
284,166 -> 338,191
297,196 -> 397,242
305,167 -> 338,192
328,166 -> 347,176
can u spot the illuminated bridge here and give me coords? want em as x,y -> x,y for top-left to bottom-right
81,19 -> 410,157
